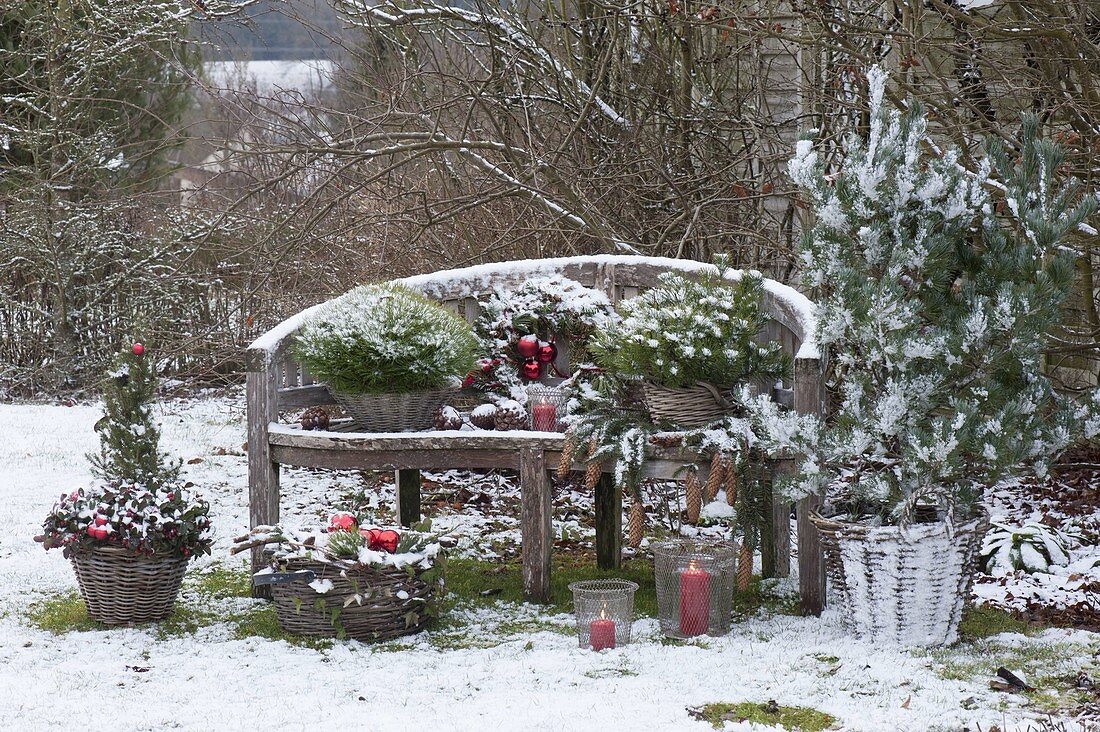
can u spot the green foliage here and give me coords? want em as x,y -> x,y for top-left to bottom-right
37,481 -> 213,559
692,701 -> 836,731
88,347 -> 179,488
592,264 -> 789,389
788,67 -> 1095,521
295,283 -> 480,394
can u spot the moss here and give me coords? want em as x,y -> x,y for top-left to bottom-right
694,702 -> 836,730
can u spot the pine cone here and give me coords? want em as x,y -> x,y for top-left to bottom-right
494,400 -> 529,431
433,405 -> 463,431
299,406 -> 330,431
685,469 -> 702,525
703,452 -> 725,503
737,541 -> 753,592
583,440 -> 601,490
469,403 -> 498,430
628,497 -> 645,548
557,435 -> 575,481
726,460 -> 738,507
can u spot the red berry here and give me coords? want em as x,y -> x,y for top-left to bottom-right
94,516 -> 107,527
131,343 -> 145,356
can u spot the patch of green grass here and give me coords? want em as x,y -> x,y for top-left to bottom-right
189,564 -> 252,599
26,591 -> 103,634
730,577 -> 801,619
228,605 -> 334,650
693,702 -> 836,730
958,605 -> 1041,640
25,590 -> 219,639
444,556 -> 659,616
928,633 -> 1100,718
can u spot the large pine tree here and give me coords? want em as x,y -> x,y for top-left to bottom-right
788,67 -> 1095,521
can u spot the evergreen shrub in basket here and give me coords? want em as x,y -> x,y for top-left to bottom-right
591,262 -> 789,427
294,283 -> 479,430
35,343 -> 212,625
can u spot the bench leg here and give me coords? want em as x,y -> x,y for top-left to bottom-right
520,447 -> 552,603
798,494 -> 826,615
247,369 -> 280,599
595,473 -> 622,570
771,495 -> 792,578
395,469 -> 421,527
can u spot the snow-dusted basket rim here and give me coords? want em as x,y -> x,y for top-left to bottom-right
247,255 -> 819,364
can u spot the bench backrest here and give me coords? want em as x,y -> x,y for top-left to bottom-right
245,255 -> 821,415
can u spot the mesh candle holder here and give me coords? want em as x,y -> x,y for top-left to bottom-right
568,579 -> 638,650
527,384 -> 570,432
653,540 -> 737,638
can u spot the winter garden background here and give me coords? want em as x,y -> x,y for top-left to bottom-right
3,1 -> 1100,731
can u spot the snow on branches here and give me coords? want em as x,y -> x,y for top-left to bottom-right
787,66 -> 1097,521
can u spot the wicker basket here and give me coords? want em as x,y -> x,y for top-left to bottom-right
810,508 -> 990,647
642,381 -> 735,428
71,546 -> 188,625
332,387 -> 457,432
271,558 -> 439,642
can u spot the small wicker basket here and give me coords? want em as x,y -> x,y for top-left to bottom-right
71,546 -> 188,625
271,557 -> 440,642
810,508 -> 990,647
332,387 -> 457,432
642,381 -> 736,428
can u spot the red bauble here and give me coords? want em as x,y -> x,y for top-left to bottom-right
361,528 -> 400,553
521,359 -> 543,380
536,341 -> 557,364
516,334 -> 540,358
131,343 -> 145,356
328,512 -> 358,533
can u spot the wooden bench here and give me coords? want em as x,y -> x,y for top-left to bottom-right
245,255 -> 827,612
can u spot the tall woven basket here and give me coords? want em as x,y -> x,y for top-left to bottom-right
642,381 -> 735,428
271,558 -> 440,642
71,547 -> 188,625
810,508 -> 990,647
332,387 -> 456,432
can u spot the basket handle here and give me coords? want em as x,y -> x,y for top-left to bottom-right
696,381 -> 734,410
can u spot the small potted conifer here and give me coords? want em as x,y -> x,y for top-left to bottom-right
294,283 -> 479,432
591,261 -> 789,428
36,343 -> 212,625
787,67 -> 1093,646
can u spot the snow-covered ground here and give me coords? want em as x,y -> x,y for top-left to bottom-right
1,393 -> 1098,732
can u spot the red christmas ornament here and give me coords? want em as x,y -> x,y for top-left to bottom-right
536,341 -> 557,364
521,358 -> 543,380
516,334 -> 540,358
361,528 -> 401,553
131,343 -> 145,356
328,512 -> 358,533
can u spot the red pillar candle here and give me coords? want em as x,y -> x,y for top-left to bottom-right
678,563 -> 711,637
531,402 -> 558,431
589,618 -> 616,650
